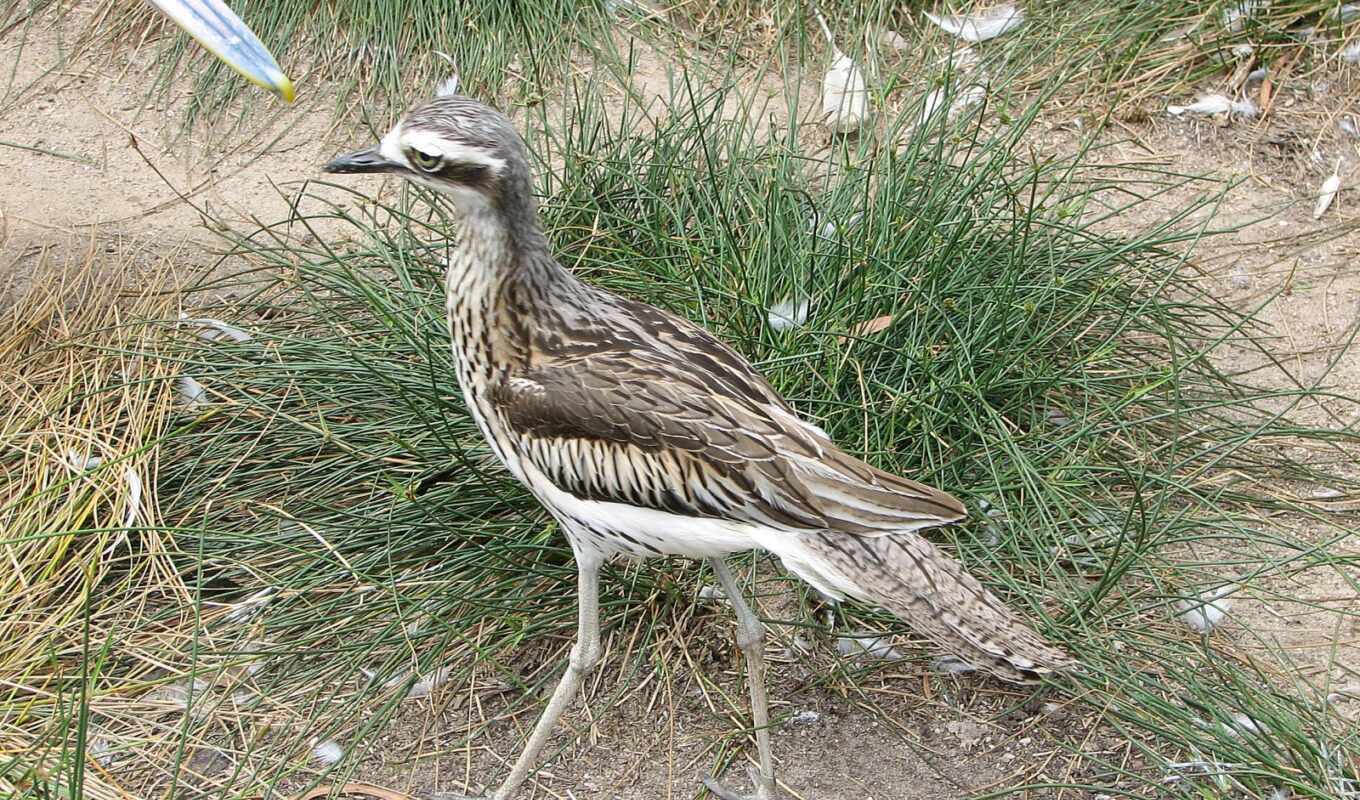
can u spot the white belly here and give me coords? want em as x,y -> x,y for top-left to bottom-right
517,458 -> 762,560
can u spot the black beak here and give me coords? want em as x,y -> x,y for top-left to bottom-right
322,146 -> 402,174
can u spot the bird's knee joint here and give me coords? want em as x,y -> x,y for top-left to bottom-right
735,621 -> 764,653
570,641 -> 599,674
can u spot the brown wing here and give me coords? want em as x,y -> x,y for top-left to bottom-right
494,345 -> 966,535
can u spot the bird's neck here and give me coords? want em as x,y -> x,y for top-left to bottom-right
443,202 -> 566,379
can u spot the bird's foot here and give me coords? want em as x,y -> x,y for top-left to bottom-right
702,765 -> 778,800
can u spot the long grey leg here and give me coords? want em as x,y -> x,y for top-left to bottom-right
487,556 -> 601,800
704,557 -> 778,800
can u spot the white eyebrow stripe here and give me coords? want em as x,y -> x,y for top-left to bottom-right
401,129 -> 506,175
378,122 -> 409,168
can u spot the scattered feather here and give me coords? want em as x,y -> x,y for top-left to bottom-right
1230,43 -> 1255,58
405,665 -> 454,699
1311,487 -> 1344,499
836,633 -> 903,660
815,211 -> 864,240
810,6 -> 871,134
924,4 -> 1024,43
1344,42 -> 1360,64
1159,22 -> 1198,42
433,52 -> 459,96
1176,583 -> 1236,633
1225,713 -> 1268,737
122,467 -> 141,529
698,584 -> 726,602
89,737 -> 116,768
179,313 -> 251,343
61,449 -> 140,532
878,29 -> 911,51
917,84 -> 986,129
1339,117 -> 1360,138
1223,0 -> 1269,32
1337,3 -> 1360,22
1045,406 -> 1072,426
768,296 -> 810,332
1167,94 -> 1257,118
932,655 -> 978,674
1229,265 -> 1251,289
146,678 -> 210,710
1245,67 -> 1268,86
65,448 -> 102,470
1313,159 -> 1342,220
821,50 -> 872,134
177,375 -> 208,407
225,587 -> 278,622
312,740 -> 343,765
788,709 -> 821,725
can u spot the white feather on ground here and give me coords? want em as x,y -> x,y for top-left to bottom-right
122,467 -> 141,529
62,449 -> 141,531
404,665 -> 454,699
64,449 -> 101,470
1167,94 -> 1258,118
1223,0 -> 1269,32
224,587 -> 278,622
821,51 -> 872,133
811,5 -> 871,133
767,296 -> 810,332
878,29 -> 910,51
176,375 -> 208,407
362,664 -> 455,699
836,633 -> 903,660
1176,583 -> 1236,632
815,211 -> 864,240
911,83 -> 986,138
1313,159 -> 1342,220
924,4 -> 1024,43
179,313 -> 251,343
1343,41 -> 1360,64
312,740 -> 343,765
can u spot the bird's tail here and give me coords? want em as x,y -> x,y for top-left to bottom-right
766,529 -> 1075,683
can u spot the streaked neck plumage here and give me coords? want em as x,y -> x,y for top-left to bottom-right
441,171 -> 574,483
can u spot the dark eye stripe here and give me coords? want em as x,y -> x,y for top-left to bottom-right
440,163 -> 491,185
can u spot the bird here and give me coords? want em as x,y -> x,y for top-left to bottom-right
320,81 -> 1074,800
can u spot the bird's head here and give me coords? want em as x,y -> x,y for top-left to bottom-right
323,81 -> 532,218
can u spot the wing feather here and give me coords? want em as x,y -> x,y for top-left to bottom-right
492,298 -> 965,534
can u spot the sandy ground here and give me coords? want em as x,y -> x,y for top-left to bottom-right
3,5 -> 1358,800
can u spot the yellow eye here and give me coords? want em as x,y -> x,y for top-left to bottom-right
409,149 -> 442,172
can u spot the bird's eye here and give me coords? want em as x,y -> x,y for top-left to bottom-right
409,149 -> 443,172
